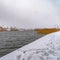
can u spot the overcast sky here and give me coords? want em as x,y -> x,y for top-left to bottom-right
0,0 -> 60,29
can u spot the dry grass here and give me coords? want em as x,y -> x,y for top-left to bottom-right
35,28 -> 60,34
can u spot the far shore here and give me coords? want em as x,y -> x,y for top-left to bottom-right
0,27 -> 60,34
35,28 -> 60,34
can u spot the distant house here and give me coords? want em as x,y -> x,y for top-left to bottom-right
10,27 -> 19,31
0,26 -> 8,31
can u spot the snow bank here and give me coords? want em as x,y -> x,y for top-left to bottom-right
0,31 -> 60,60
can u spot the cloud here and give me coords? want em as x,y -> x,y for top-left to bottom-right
0,0 -> 59,29
50,0 -> 60,16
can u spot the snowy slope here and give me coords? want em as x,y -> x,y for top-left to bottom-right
0,31 -> 60,60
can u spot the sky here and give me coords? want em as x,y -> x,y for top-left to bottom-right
0,0 -> 60,29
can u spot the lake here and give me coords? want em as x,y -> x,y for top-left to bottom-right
0,30 -> 45,57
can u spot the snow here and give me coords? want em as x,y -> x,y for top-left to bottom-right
0,31 -> 60,60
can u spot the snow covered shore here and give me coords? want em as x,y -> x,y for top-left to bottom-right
0,31 -> 60,60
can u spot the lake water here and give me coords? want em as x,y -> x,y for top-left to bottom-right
0,30 -> 45,57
